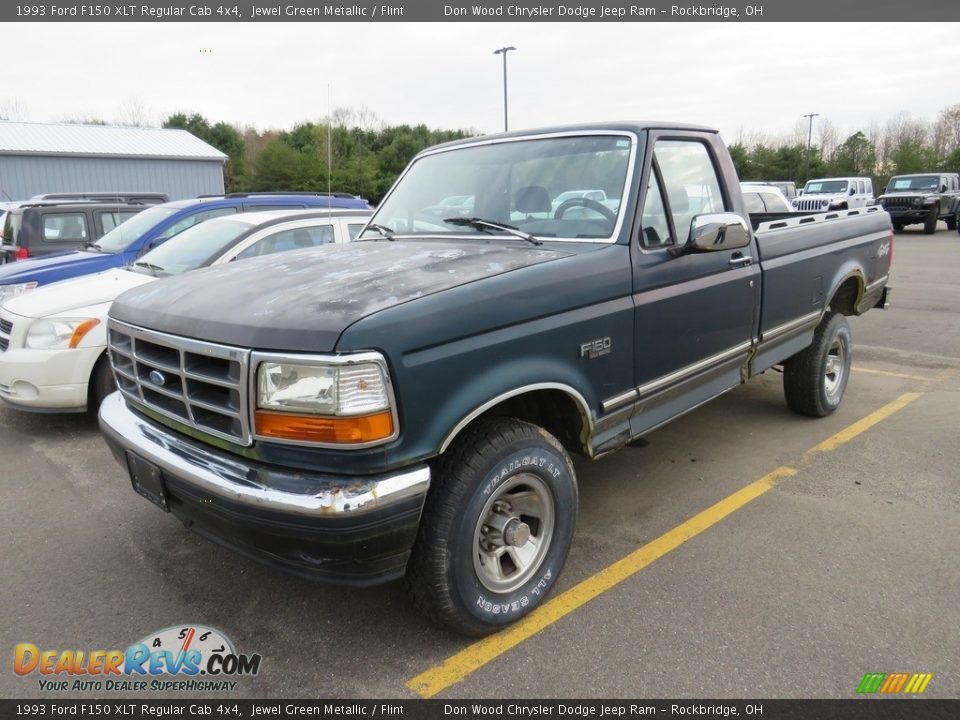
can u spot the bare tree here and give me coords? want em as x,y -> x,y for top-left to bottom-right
0,97 -> 27,121
115,97 -> 154,127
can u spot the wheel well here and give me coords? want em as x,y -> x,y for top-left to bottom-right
457,389 -> 588,457
828,276 -> 863,316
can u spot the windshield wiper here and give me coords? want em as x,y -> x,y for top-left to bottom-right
85,243 -> 102,252
363,223 -> 396,241
443,217 -> 543,246
133,261 -> 165,276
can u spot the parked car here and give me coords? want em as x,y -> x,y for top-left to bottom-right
29,192 -> 169,205
877,173 -> 960,234
742,180 -> 797,200
99,122 -> 891,635
0,208 -> 371,413
422,194 -> 475,218
0,193 -> 366,304
793,177 -> 875,212
740,182 -> 797,214
0,200 -> 147,262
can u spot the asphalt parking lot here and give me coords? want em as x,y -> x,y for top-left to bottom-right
1,224 -> 958,700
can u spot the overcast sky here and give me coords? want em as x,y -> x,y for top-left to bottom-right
3,22 -> 958,143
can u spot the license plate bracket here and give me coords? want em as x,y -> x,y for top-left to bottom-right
126,452 -> 169,512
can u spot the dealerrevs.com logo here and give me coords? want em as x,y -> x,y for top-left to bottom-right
14,625 -> 262,693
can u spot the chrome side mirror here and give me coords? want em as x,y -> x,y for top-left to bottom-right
683,213 -> 751,252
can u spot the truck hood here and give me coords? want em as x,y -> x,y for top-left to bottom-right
0,250 -> 118,285
110,240 -> 574,351
3,267 -> 155,318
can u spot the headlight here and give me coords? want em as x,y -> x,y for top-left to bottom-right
25,318 -> 100,350
0,281 -> 38,303
255,356 -> 394,445
911,197 -> 922,207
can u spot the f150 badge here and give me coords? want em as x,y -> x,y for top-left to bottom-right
580,337 -> 611,360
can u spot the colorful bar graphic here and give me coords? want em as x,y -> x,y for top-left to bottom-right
857,672 -> 933,694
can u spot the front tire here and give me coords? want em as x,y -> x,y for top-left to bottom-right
923,207 -> 938,235
783,311 -> 852,417
405,417 -> 578,636
88,354 -> 116,413
947,211 -> 957,231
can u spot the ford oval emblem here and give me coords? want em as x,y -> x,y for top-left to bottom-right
148,370 -> 167,386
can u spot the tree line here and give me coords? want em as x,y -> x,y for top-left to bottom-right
729,104 -> 960,190
162,109 -> 471,203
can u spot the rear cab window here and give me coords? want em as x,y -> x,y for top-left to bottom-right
42,213 -> 89,242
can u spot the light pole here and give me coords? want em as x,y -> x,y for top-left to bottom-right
493,46 -> 516,132
802,112 -> 819,184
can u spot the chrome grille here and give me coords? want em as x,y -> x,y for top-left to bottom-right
0,319 -> 11,352
107,320 -> 252,445
793,198 -> 831,212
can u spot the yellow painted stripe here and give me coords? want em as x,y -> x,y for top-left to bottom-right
851,367 -> 931,382
917,673 -> 933,694
407,391 -> 923,698
406,466 -> 796,698
804,393 -> 921,458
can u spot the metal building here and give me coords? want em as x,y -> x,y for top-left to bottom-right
0,121 -> 227,201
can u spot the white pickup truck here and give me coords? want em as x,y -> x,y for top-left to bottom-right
0,209 -> 370,413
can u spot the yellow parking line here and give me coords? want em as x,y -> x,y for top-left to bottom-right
406,392 -> 924,698
406,466 -> 796,698
851,367 -> 932,382
803,392 -> 921,458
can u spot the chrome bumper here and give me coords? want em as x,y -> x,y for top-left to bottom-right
99,392 -> 430,517
99,392 -> 431,585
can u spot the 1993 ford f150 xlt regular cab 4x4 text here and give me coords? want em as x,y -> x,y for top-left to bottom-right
99,123 -> 892,635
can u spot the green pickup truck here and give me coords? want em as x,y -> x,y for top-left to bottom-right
99,122 -> 892,635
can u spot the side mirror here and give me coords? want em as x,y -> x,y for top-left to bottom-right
798,190 -> 804,196
940,184 -> 948,193
849,187 -> 856,196
682,213 -> 751,253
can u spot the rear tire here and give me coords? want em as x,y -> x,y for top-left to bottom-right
923,207 -> 938,235
405,417 -> 577,636
88,354 -> 116,413
892,220 -> 904,232
947,212 -> 957,231
783,312 -> 852,418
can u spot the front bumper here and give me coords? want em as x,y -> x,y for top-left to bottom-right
883,207 -> 935,222
99,393 -> 431,586
0,345 -> 102,411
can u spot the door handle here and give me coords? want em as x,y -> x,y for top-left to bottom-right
729,254 -> 753,267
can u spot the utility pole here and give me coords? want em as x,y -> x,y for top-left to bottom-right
802,113 -> 819,184
493,46 -> 517,132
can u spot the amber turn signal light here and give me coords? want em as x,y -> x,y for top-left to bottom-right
69,319 -> 101,349
255,409 -> 394,444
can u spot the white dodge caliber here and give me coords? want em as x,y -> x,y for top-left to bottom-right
0,208 -> 371,412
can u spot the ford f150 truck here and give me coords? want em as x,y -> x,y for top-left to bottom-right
99,123 -> 892,635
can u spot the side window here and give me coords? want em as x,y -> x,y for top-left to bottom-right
99,211 -> 140,234
762,193 -> 791,213
235,224 -> 334,260
743,193 -> 765,215
347,223 -> 366,240
43,213 -> 88,242
653,140 -> 726,243
857,181 -> 865,194
157,207 -> 238,240
639,173 -> 672,248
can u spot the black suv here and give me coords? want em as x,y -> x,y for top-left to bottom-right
878,172 -> 960,234
0,200 -> 148,262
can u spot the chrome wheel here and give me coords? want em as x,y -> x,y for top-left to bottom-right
473,473 -> 555,594
824,336 -> 846,401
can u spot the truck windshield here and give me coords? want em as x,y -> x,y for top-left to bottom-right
365,135 -> 632,241
804,180 -> 849,194
129,218 -> 256,277
92,206 -> 177,253
887,176 -> 939,192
